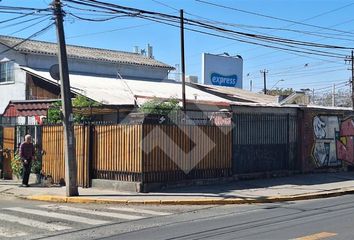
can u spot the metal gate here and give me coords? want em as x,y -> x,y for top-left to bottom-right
233,113 -> 298,174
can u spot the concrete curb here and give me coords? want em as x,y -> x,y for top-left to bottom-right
23,188 -> 354,205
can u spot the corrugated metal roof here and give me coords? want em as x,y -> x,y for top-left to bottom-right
191,83 -> 278,104
21,67 -> 232,106
0,35 -> 174,69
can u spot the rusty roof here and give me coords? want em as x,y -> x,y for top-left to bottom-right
2,100 -> 57,117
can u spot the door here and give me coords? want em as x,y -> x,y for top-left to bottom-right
2,127 -> 15,179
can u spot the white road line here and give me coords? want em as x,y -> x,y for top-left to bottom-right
40,205 -> 144,220
0,213 -> 71,231
108,207 -> 171,216
5,207 -> 110,225
0,226 -> 27,238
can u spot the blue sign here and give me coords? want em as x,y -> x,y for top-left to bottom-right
210,73 -> 238,87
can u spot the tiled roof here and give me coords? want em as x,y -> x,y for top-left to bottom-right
3,100 -> 56,117
0,35 -> 174,69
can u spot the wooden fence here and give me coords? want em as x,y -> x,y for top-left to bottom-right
92,125 -> 142,182
141,125 -> 232,183
41,124 -> 232,187
2,127 -> 15,179
41,125 -> 90,187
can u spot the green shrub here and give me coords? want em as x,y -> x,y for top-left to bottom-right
11,151 -> 22,179
139,97 -> 180,115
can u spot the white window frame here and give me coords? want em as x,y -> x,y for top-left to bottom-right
0,61 -> 15,84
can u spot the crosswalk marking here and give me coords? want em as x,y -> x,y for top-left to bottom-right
108,207 -> 171,216
0,226 -> 27,238
39,205 -> 144,220
5,207 -> 110,225
0,213 -> 71,231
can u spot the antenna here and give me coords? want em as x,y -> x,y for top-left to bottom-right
116,70 -> 137,104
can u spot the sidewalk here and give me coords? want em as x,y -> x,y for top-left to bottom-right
1,172 -> 354,205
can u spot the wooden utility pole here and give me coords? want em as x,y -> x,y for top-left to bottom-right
260,69 -> 268,94
180,9 -> 186,111
53,0 -> 78,197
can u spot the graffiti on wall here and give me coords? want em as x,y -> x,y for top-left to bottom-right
336,117 -> 354,164
312,116 -> 354,167
312,116 -> 340,167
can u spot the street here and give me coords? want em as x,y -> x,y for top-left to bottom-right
1,195 -> 354,239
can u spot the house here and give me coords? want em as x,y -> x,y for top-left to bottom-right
0,35 -> 174,114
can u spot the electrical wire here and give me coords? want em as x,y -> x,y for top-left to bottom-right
65,0 -> 354,50
64,0 -> 349,59
10,16 -> 52,35
0,23 -> 55,55
195,0 -> 354,36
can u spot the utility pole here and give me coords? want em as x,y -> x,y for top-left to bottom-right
345,50 -> 354,109
260,69 -> 268,94
312,88 -> 315,104
53,0 -> 78,197
332,83 -> 336,107
352,50 -> 354,109
249,80 -> 253,92
180,9 -> 186,112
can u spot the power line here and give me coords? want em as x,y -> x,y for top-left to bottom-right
195,0 -> 354,36
65,0 -> 353,50
0,23 -> 55,55
10,16 -> 52,35
63,0 -> 350,59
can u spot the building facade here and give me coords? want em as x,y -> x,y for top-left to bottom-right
0,35 -> 174,113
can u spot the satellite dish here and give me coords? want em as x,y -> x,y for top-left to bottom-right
49,64 -> 60,81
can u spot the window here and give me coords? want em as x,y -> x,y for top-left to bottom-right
0,61 -> 14,83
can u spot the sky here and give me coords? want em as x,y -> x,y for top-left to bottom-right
1,0 -> 354,95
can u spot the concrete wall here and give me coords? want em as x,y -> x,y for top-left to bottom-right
0,46 -> 27,114
25,54 -> 169,80
299,107 -> 353,172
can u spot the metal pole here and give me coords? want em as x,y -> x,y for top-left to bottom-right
180,9 -> 186,111
260,69 -> 268,94
53,0 -> 78,197
332,83 -> 335,107
250,80 -> 253,92
352,50 -> 354,109
312,88 -> 315,104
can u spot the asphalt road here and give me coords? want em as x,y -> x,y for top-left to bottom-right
1,194 -> 354,239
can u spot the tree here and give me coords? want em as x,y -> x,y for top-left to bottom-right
47,95 -> 101,124
265,87 -> 295,96
139,97 -> 180,115
314,89 -> 352,107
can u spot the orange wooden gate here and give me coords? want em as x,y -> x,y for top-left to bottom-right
2,127 -> 15,179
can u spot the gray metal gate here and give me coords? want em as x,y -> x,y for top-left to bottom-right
233,113 -> 297,174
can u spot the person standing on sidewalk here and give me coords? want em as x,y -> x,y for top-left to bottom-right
19,135 -> 35,187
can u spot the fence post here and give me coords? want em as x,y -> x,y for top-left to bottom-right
88,124 -> 94,187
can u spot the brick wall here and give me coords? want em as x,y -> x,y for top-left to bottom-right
299,107 -> 353,172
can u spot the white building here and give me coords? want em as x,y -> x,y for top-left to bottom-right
0,35 -> 174,113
